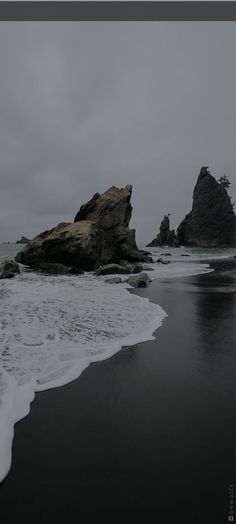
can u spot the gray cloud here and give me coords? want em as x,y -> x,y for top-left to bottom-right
0,22 -> 235,244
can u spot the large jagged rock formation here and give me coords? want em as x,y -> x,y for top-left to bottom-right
74,186 -> 132,228
177,167 -> 236,247
15,185 -> 152,271
146,214 -> 178,247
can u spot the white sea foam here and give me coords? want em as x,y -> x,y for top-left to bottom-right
0,270 -> 167,482
142,261 -> 212,280
144,245 -> 236,262
0,369 -> 35,483
0,254 -> 213,483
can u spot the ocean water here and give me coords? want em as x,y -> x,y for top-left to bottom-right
0,243 -> 235,483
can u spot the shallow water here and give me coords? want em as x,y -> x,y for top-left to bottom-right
0,269 -> 166,482
0,243 -> 235,485
0,256 -> 235,524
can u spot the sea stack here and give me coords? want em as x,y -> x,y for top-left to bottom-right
16,236 -> 30,244
15,185 -> 152,271
177,167 -> 236,247
146,214 -> 178,247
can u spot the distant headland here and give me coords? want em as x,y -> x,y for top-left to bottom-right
16,236 -> 31,244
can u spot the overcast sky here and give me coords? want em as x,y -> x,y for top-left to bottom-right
0,22 -> 235,244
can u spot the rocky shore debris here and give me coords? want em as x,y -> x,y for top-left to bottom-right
95,264 -> 131,276
177,167 -> 236,247
126,272 -> 152,288
156,258 -> 171,265
131,264 -> 143,274
143,265 -> 154,271
0,259 -> 20,279
146,214 -> 178,247
15,185 -> 152,271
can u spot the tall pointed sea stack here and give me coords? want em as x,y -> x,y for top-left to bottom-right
15,185 -> 151,271
177,167 -> 236,247
146,214 -> 178,247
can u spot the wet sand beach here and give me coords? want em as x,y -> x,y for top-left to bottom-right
0,258 -> 235,524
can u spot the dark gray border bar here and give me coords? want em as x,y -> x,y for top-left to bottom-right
0,1 -> 235,21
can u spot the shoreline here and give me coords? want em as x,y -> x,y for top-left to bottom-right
0,251 -> 213,484
0,257 -> 235,523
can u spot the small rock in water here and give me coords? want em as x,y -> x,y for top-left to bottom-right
181,254 -> 190,257
0,260 -> 20,279
132,264 -> 143,274
126,272 -> 151,288
143,265 -> 154,271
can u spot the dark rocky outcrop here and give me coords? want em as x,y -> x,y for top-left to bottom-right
156,258 -> 171,265
142,265 -> 154,271
16,236 -> 30,244
177,167 -> 236,247
126,272 -> 152,288
37,263 -> 84,275
131,264 -> 143,274
146,214 -> 178,247
0,259 -> 20,279
15,185 -> 152,271
95,264 -> 131,276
